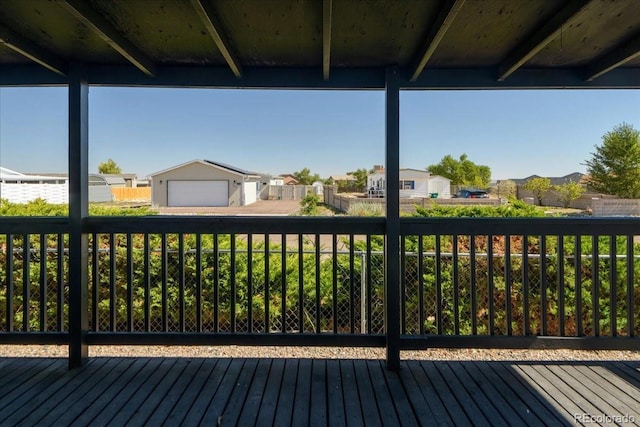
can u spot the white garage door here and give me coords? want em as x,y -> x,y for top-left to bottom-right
167,180 -> 228,207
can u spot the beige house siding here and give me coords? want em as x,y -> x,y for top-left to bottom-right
151,162 -> 243,207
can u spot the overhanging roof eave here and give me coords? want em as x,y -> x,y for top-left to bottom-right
2,64 -> 640,89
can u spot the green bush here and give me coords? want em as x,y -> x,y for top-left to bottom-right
347,202 -> 383,216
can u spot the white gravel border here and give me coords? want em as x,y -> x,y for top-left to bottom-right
0,345 -> 638,361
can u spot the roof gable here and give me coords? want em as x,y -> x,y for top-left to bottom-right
149,159 -> 260,178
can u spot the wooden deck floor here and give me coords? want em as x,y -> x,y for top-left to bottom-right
0,356 -> 639,426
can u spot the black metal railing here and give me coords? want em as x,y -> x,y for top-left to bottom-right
1,216 -> 639,351
0,218 -> 69,344
400,217 -> 640,349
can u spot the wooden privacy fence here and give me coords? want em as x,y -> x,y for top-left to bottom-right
111,187 -> 151,202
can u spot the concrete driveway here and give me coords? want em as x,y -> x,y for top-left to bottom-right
154,199 -> 302,216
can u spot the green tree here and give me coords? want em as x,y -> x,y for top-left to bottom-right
98,158 -> 122,174
554,182 -> 585,208
523,177 -> 551,206
427,154 -> 491,188
293,167 -> 321,185
493,179 -> 517,199
346,168 -> 370,192
298,191 -> 321,215
584,123 -> 640,198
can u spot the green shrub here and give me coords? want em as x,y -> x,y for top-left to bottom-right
347,202 -> 383,216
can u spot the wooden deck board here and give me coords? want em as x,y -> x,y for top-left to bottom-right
309,359 -> 328,427
163,358 -> 219,425
490,361 -> 570,426
448,361 -> 510,427
181,358 -> 231,425
72,358 -> 153,426
366,360 -> 401,426
273,359 -> 299,426
292,359 -> 312,427
144,357 -> 207,426
255,358 -> 285,426
238,358 -> 273,427
0,357 -> 638,426
199,358 -> 247,425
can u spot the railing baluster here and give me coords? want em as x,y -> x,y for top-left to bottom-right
126,233 -> 133,332
366,235 -> 373,335
418,235 -> 424,336
92,234 -> 98,332
400,236 -> 406,335
523,235 -> 529,336
179,233 -> 185,333
541,235 -> 547,336
627,235 -> 634,337
23,234 -> 30,332
196,233 -> 202,333
213,233 -> 219,333
576,236 -> 583,337
505,234 -> 512,336
316,234 -> 321,334
57,234 -> 64,332
558,236 -> 565,337
144,234 -> 150,332
281,234 -> 286,333
349,234 -> 355,334
332,234 -> 338,334
39,234 -> 47,332
161,233 -> 168,332
610,235 -> 617,337
298,234 -> 304,333
470,235 -> 477,335
453,234 -> 459,335
488,234 -> 494,336
435,235 -> 442,335
7,235 -> 14,332
230,234 -> 236,333
248,234 -> 253,334
592,235 -> 599,336
264,234 -> 269,333
109,233 -> 116,332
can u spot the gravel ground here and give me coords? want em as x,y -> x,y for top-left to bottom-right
1,345 -> 638,361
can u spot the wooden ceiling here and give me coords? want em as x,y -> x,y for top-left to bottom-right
1,0 -> 639,88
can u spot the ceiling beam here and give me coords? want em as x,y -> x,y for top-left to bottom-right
323,0 -> 332,81
498,0 -> 591,81
60,0 -> 155,76
585,31 -> 640,81
410,0 -> 465,82
0,24 -> 66,75
190,0 -> 242,79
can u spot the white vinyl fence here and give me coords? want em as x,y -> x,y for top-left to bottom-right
0,183 -> 69,204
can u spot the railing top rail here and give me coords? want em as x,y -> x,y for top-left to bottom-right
401,216 -> 640,235
0,217 -> 70,234
84,215 -> 386,234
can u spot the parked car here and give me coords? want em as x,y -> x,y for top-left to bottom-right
453,189 -> 489,198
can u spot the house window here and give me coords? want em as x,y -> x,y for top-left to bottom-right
399,180 -> 415,190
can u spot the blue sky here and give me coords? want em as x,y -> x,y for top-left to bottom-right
0,86 -> 638,181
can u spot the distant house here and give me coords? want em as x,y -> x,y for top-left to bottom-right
281,174 -> 299,186
367,168 -> 451,198
149,159 -> 262,207
100,173 -> 140,188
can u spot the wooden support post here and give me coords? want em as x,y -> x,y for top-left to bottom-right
385,66 -> 401,371
68,62 -> 89,368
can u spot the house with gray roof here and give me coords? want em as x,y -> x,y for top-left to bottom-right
149,159 -> 262,207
